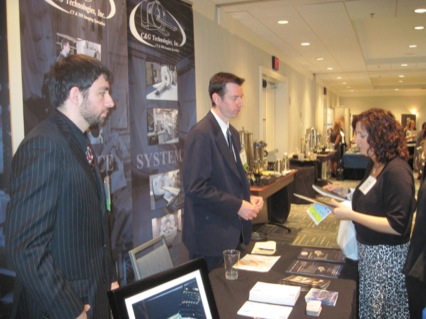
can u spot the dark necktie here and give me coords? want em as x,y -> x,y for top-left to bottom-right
227,128 -> 232,150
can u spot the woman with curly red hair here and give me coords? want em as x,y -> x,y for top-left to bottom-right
324,108 -> 415,319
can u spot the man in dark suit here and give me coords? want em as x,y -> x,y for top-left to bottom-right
5,54 -> 117,319
182,72 -> 264,271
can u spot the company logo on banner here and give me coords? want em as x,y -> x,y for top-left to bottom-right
44,0 -> 117,22
129,0 -> 186,49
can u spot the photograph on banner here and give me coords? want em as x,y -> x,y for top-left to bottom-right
151,210 -> 183,247
147,108 -> 179,145
145,62 -> 178,101
149,169 -> 181,210
56,33 -> 101,61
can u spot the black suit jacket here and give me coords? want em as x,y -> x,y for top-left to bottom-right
182,111 -> 251,256
404,177 -> 426,283
5,111 -> 115,319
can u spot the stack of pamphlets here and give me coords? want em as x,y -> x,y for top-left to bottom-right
249,281 -> 301,306
237,281 -> 299,319
237,301 -> 292,319
305,288 -> 339,306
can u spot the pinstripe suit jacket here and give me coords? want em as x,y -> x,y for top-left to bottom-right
182,111 -> 252,257
5,110 -> 115,319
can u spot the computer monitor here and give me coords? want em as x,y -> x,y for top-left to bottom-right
107,258 -> 219,319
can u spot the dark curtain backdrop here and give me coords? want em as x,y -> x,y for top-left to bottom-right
127,0 -> 196,283
16,0 -> 133,287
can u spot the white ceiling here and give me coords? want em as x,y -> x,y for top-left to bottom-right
209,0 -> 426,96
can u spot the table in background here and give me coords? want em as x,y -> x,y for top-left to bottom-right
209,243 -> 358,319
250,170 -> 296,225
342,153 -> 369,180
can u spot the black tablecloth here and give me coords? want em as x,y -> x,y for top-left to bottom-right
289,165 -> 316,204
209,243 -> 358,319
342,153 -> 369,180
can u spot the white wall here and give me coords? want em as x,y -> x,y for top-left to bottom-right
340,96 -> 426,132
192,1 -> 319,155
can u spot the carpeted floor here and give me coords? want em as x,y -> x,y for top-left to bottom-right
254,175 -> 422,249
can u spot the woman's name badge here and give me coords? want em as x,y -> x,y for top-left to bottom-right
359,175 -> 376,195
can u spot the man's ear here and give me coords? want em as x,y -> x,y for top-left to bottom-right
212,92 -> 221,106
69,86 -> 82,105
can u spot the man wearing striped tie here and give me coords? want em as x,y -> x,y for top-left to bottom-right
182,72 -> 264,271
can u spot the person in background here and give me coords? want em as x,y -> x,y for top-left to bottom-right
182,72 -> 264,271
404,167 -> 426,319
324,108 -> 415,319
415,122 -> 426,180
57,38 -> 71,62
338,117 -> 347,156
404,118 -> 416,170
5,54 -> 118,319
329,122 -> 342,177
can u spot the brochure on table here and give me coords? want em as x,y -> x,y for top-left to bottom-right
286,260 -> 343,278
251,241 -> 277,255
237,254 -> 281,272
237,301 -> 293,319
297,247 -> 346,263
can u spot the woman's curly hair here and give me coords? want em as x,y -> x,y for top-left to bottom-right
352,108 -> 409,163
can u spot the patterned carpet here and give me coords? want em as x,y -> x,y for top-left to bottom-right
254,179 -> 360,249
254,172 -> 421,249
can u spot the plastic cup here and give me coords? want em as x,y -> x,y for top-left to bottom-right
223,249 -> 240,280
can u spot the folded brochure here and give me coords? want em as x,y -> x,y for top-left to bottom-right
312,184 -> 347,201
237,254 -> 281,272
307,203 -> 332,225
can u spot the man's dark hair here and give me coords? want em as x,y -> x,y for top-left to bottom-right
60,39 -> 70,49
48,54 -> 111,108
208,72 -> 245,106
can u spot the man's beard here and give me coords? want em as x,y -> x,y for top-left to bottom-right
80,100 -> 108,128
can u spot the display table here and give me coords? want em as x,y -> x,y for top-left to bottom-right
342,153 -> 369,180
316,151 -> 336,182
250,170 -> 296,225
209,243 -> 358,319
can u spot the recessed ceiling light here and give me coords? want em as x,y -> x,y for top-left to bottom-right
409,44 -> 417,48
337,76 -> 342,80
414,8 -> 426,13
278,20 -> 289,25
301,42 -> 310,46
399,80 -> 404,83
401,64 -> 408,67
395,88 -> 399,91
398,74 -> 405,78
414,26 -> 424,30
327,67 -> 333,71
316,57 -> 324,61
